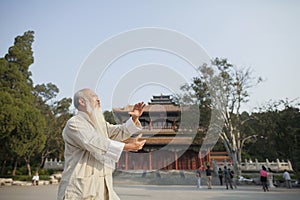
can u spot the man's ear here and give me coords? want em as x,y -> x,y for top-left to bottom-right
78,98 -> 86,107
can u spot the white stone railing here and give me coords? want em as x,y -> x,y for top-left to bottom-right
240,158 -> 293,172
44,158 -> 64,170
44,157 -> 293,172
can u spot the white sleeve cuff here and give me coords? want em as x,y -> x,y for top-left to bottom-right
105,139 -> 125,162
125,117 -> 142,134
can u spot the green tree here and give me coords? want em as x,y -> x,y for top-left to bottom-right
104,110 -> 117,124
5,31 -> 34,79
33,83 -> 72,167
247,100 -> 300,172
0,31 -> 46,176
8,104 -> 46,176
180,58 -> 261,175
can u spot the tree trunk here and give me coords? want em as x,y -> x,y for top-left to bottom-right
231,151 -> 239,176
222,135 -> 241,176
237,148 -> 242,175
24,156 -> 31,177
59,153 -> 63,161
12,160 -> 17,176
40,153 -> 46,169
27,162 -> 31,177
0,160 -> 7,175
237,148 -> 242,164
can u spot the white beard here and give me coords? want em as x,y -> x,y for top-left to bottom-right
87,104 -> 107,137
86,103 -> 114,169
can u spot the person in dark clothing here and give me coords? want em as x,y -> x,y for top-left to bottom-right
218,168 -> 223,186
224,166 -> 233,190
206,165 -> 212,189
228,168 -> 237,189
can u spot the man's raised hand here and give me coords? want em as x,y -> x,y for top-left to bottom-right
128,102 -> 146,122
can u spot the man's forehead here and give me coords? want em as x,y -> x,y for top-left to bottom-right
86,89 -> 98,97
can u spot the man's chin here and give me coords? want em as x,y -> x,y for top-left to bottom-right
87,106 -> 101,114
95,107 -> 102,113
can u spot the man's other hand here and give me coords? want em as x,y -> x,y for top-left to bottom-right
123,134 -> 146,152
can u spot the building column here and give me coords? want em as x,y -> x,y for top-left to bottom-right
173,119 -> 177,130
149,152 -> 152,170
125,151 -> 129,170
207,148 -> 211,166
192,156 -> 196,170
198,152 -> 202,167
187,155 -> 191,169
175,151 -> 178,170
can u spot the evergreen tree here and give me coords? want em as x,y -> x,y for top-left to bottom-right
104,110 -> 117,124
247,101 -> 300,172
33,83 -> 72,167
0,31 -> 46,176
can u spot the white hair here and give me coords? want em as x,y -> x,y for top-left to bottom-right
73,88 -> 90,109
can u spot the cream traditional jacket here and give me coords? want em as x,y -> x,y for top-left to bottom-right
57,111 -> 142,200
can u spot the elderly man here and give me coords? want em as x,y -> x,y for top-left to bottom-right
57,88 -> 146,200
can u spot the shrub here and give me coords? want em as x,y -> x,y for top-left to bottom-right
36,168 -> 57,175
15,166 -> 28,175
39,175 -> 50,180
13,175 -> 32,182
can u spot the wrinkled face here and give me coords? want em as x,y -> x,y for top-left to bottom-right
82,89 -> 106,132
83,89 -> 101,113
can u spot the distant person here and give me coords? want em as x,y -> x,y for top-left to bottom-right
260,165 -> 269,192
229,168 -> 237,189
196,166 -> 202,189
224,166 -> 233,190
32,172 -> 39,186
205,165 -> 212,189
283,169 -> 292,188
268,167 -> 275,187
218,168 -> 223,186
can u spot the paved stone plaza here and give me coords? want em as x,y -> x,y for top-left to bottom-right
0,184 -> 299,200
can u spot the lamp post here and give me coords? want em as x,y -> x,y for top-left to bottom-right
241,135 -> 258,151
238,134 -> 258,172
239,135 -> 267,167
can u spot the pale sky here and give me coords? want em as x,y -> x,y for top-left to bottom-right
1,0 -> 300,112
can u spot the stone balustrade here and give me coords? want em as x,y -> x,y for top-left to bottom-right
44,158 -> 64,170
44,157 -> 294,172
240,158 -> 293,172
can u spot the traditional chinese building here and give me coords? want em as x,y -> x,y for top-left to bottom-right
113,94 -> 230,170
44,94 -> 292,172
